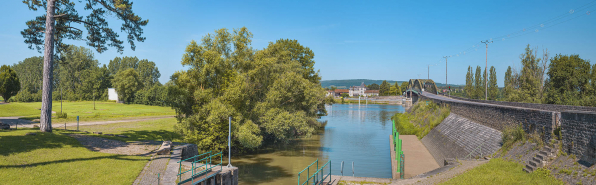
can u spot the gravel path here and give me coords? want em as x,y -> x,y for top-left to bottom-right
70,134 -> 161,156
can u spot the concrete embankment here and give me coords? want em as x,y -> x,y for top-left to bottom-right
421,113 -> 502,166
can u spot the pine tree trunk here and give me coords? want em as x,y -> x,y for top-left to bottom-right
40,0 -> 56,132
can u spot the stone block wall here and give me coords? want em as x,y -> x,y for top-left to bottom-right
421,96 -> 556,143
421,114 -> 502,166
561,111 -> 596,164
449,96 -> 596,113
422,94 -> 596,163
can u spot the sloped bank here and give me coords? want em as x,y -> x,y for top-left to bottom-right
421,113 -> 502,166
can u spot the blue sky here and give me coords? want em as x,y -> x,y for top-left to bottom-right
1,0 -> 595,86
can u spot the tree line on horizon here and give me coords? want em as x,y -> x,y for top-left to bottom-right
464,44 -> 596,107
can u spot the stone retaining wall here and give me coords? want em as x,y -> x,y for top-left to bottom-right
421,95 -> 556,143
421,114 -> 502,166
422,93 -> 596,164
561,111 -> 596,164
449,96 -> 596,113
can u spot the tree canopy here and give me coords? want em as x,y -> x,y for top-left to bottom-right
112,68 -> 143,103
367,83 -> 380,90
169,27 -> 326,152
0,65 -> 21,102
545,54 -> 592,106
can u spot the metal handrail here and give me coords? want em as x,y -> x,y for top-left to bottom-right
298,159 -> 319,185
340,161 -> 344,176
178,151 -> 212,163
177,151 -> 223,185
306,160 -> 331,185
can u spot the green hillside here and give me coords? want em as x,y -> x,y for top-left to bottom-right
321,79 -> 462,88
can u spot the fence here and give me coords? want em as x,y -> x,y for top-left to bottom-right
392,119 -> 404,177
177,151 -> 223,185
298,159 -> 332,185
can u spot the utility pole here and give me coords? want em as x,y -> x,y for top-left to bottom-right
481,40 -> 493,100
427,65 -> 430,80
443,56 -> 450,97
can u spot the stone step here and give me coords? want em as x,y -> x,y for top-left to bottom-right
536,153 -> 547,161
524,165 -> 534,173
539,151 -> 549,157
532,157 -> 541,164
529,160 -> 540,168
544,146 -> 556,153
523,167 -> 533,173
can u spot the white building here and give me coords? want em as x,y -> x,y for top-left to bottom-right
108,88 -> 119,102
349,82 -> 367,97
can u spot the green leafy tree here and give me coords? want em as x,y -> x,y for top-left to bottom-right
474,66 -> 483,99
379,80 -> 390,96
22,0 -> 149,132
56,45 -> 101,101
465,66 -> 474,98
12,56 -> 44,102
400,82 -> 409,96
112,68 -> 143,103
171,27 -> 326,152
108,56 -> 160,89
488,66 -> 498,100
518,45 -> 542,103
394,82 -> 402,95
367,83 -> 380,90
0,65 -> 21,102
544,54 -> 591,106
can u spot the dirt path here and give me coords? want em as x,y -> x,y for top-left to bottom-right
69,134 -> 161,156
400,135 -> 440,178
1,115 -> 175,129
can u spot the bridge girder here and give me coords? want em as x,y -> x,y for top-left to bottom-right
407,79 -> 438,95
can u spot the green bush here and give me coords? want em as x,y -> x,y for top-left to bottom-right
392,101 -> 450,139
56,112 -> 68,118
501,124 -> 526,152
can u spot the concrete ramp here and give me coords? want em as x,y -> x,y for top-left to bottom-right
421,113 -> 502,166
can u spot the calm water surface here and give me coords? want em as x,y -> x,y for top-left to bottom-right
233,104 -> 405,185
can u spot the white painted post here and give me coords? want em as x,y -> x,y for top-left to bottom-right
227,116 -> 232,168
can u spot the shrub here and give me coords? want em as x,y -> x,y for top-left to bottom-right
501,124 -> 526,152
56,112 -> 68,119
392,101 -> 450,139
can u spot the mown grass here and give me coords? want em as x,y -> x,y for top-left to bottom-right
63,117 -> 182,143
0,128 -> 148,184
0,101 -> 175,122
391,101 -> 450,139
440,158 -> 563,185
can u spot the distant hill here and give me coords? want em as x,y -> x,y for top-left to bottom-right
320,79 -> 462,89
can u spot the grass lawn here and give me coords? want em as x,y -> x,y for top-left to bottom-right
441,158 -> 564,185
0,101 -> 175,122
64,117 -> 182,143
0,129 -> 149,184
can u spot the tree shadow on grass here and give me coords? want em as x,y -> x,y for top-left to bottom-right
232,157 -> 293,185
81,129 -> 182,143
0,129 -> 79,156
0,155 -> 147,169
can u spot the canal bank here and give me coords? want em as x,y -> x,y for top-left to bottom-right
233,104 -> 405,185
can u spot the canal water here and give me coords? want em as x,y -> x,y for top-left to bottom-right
233,104 -> 405,185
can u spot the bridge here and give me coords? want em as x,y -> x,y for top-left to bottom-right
404,79 -> 439,103
410,87 -> 596,165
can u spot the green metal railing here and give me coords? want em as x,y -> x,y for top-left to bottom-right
177,151 -> 223,185
392,119 -> 404,176
298,159 -> 331,185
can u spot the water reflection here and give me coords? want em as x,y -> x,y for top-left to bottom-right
234,104 -> 405,185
